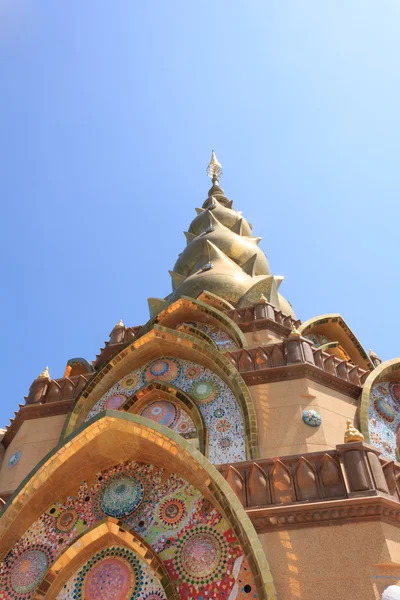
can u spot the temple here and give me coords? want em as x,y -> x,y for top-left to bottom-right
0,151 -> 399,600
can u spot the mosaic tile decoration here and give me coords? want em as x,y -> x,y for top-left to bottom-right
0,461 -> 258,600
139,401 -> 196,437
57,545 -> 166,600
183,321 -> 238,352
302,409 -> 322,427
368,381 -> 400,460
7,452 -> 21,469
304,332 -> 331,347
86,357 -> 246,464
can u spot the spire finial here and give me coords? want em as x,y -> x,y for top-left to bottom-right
344,419 -> 364,443
114,319 -> 124,329
38,366 -> 50,380
207,149 -> 223,183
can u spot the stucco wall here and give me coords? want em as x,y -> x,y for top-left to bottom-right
0,415 -> 66,496
250,378 -> 358,458
259,522 -> 400,600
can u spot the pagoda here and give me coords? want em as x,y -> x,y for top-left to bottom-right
0,152 -> 399,600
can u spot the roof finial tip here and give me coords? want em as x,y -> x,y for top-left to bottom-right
207,149 -> 223,182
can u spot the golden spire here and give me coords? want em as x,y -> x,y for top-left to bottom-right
38,366 -> 50,380
207,149 -> 223,183
289,321 -> 302,337
344,419 -> 364,443
114,319 -> 124,329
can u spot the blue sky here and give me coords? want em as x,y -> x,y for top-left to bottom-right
1,1 -> 400,428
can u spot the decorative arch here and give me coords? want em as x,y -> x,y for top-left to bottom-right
37,518 -> 175,599
86,355 -> 247,464
153,296 -> 246,350
120,381 -> 206,454
360,358 -> 400,460
299,313 -> 374,370
0,413 -> 276,600
62,326 -> 258,460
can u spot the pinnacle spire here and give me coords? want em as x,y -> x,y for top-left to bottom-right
207,149 -> 223,183
38,366 -> 50,379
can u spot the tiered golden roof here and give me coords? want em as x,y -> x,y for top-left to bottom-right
148,151 -> 294,317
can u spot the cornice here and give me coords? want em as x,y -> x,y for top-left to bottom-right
248,495 -> 400,533
241,362 -> 362,399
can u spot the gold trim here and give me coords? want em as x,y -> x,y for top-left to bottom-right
35,518 -> 177,600
299,313 -> 373,370
0,413 -> 275,599
153,296 -> 247,349
62,326 -> 257,459
359,357 -> 400,442
123,381 -> 207,455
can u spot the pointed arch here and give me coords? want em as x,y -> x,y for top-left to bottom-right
35,518 -> 177,599
299,313 -> 374,370
62,326 -> 258,459
121,381 -> 207,454
152,296 -> 247,349
0,412 -> 275,599
360,358 -> 400,460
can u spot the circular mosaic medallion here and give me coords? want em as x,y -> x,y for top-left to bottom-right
190,380 -> 219,405
99,476 -> 144,518
72,547 -> 145,600
216,419 -> 231,433
143,358 -> 181,384
105,395 -> 126,410
84,557 -> 134,600
374,398 -> 395,422
8,451 -> 21,469
185,366 -> 201,379
218,436 -> 232,450
10,549 -> 49,594
390,382 -> 400,404
56,509 -> 78,533
140,401 -> 180,428
158,498 -> 186,527
120,375 -> 138,391
176,420 -> 191,434
302,409 -> 322,427
177,530 -> 225,584
214,408 -> 225,418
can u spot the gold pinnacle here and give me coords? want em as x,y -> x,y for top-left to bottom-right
114,319 -> 124,328
38,366 -> 50,379
207,149 -> 223,182
344,419 -> 364,443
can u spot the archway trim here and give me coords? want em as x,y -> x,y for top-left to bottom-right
61,326 -> 258,458
360,357 -> 400,442
0,412 -> 276,599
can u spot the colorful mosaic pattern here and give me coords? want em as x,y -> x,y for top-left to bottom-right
183,322 -> 238,352
0,462 -> 258,600
7,452 -> 21,469
305,333 -> 330,347
140,401 -> 196,436
302,409 -> 322,427
57,546 -> 165,600
86,357 -> 246,463
369,381 -> 400,460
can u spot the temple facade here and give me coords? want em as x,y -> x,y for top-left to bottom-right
0,152 -> 399,600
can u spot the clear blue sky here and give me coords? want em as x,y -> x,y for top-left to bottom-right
1,1 -> 400,428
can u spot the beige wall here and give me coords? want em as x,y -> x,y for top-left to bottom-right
250,378 -> 358,458
260,522 -> 400,600
0,415 -> 66,496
